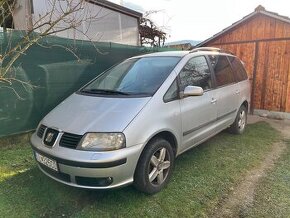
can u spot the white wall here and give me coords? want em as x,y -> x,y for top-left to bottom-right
12,0 -> 33,30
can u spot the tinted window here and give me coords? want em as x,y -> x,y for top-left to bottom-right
228,56 -> 248,81
179,56 -> 212,91
82,57 -> 181,96
164,79 -> 178,102
209,55 -> 235,87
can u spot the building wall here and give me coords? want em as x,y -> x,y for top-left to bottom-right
204,14 -> 290,113
12,0 -> 33,30
12,0 -> 140,46
209,15 -> 290,43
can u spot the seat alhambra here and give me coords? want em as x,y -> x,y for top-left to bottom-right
31,47 -> 250,194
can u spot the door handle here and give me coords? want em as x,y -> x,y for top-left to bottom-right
211,98 -> 217,104
235,90 -> 240,95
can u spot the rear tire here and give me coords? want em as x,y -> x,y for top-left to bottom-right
228,105 -> 247,134
134,138 -> 174,194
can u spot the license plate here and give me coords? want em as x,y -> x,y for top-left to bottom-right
35,152 -> 58,172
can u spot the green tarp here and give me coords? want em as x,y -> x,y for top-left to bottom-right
0,31 -> 172,137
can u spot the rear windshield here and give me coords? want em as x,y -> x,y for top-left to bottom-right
81,56 -> 181,97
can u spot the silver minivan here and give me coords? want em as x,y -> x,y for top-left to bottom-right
31,47 -> 250,194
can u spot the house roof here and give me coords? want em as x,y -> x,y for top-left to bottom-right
86,0 -> 142,19
197,5 -> 290,46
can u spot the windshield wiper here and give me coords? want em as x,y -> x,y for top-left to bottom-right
81,88 -> 130,95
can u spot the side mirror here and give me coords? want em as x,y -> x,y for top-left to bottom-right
182,86 -> 204,97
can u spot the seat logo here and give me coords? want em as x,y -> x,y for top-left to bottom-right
45,132 -> 54,143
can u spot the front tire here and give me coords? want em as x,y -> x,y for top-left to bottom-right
134,138 -> 174,194
229,105 -> 247,134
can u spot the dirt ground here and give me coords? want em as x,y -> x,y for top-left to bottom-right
211,115 -> 290,218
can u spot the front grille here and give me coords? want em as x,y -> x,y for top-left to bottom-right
37,124 -> 46,138
59,133 -> 83,149
38,163 -> 71,183
43,128 -> 59,147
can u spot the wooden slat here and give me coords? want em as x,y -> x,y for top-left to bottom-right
275,21 -> 284,38
285,41 -> 290,112
254,42 -> 267,109
280,40 -> 287,112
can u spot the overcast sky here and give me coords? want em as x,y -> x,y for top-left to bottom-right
109,0 -> 290,42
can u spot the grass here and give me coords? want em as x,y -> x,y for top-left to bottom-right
247,139 -> 290,217
0,122 -> 280,217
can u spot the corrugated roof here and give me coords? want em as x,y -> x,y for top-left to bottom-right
197,5 -> 290,46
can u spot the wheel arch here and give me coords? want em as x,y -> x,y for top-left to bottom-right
140,130 -> 179,159
241,100 -> 249,113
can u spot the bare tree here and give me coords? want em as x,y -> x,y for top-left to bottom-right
0,0 -> 15,31
139,11 -> 167,47
0,0 -> 105,90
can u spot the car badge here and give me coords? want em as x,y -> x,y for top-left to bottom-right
45,132 -> 54,143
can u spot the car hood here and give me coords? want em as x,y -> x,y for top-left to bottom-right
42,93 -> 151,134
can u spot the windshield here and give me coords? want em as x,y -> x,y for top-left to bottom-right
81,56 -> 181,96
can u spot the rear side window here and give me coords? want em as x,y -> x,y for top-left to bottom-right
179,56 -> 212,91
209,55 -> 235,87
228,56 -> 248,81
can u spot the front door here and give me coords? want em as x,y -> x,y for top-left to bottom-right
179,55 -> 217,152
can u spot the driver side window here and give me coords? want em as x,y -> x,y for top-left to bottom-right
179,56 -> 212,91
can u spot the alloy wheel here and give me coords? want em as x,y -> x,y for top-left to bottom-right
148,147 -> 171,186
238,110 -> 246,130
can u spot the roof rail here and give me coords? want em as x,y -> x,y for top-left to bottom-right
189,47 -> 235,55
189,47 -> 221,53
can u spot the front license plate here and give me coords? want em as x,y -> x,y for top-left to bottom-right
35,152 -> 58,172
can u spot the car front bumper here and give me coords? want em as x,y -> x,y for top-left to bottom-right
30,133 -> 143,189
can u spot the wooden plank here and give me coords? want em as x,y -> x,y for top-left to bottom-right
272,42 -> 279,111
275,42 -> 283,111
255,42 -> 267,109
250,42 -> 259,112
263,16 -> 272,38
253,16 -> 262,40
269,16 -> 277,38
246,19 -> 254,40
280,40 -> 287,111
285,22 -> 290,37
259,16 -> 266,39
238,43 -> 255,79
285,41 -> 290,112
275,21 -> 284,38
263,41 -> 276,111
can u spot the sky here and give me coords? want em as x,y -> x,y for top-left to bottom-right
109,0 -> 290,43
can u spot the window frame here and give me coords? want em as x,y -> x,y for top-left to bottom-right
177,55 -> 214,93
208,54 -> 237,89
162,54 -> 246,103
227,56 -> 248,82
163,55 -> 215,103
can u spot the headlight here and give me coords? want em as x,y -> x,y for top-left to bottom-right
77,133 -> 126,151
